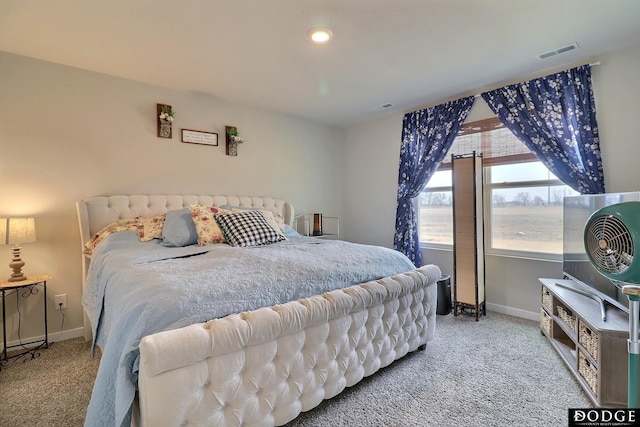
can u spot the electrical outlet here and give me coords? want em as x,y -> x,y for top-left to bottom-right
54,294 -> 67,310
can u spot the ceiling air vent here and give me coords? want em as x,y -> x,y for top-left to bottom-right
538,43 -> 579,60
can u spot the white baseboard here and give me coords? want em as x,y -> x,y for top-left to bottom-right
3,307 -> 539,352
47,326 -> 87,343
1,326 -> 86,352
486,302 -> 539,322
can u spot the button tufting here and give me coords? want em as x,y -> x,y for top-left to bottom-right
134,266 -> 437,426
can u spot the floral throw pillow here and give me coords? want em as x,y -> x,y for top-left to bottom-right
136,213 -> 166,242
189,204 -> 231,245
84,218 -> 139,255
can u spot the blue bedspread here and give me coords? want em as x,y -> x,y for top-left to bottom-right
82,231 -> 415,427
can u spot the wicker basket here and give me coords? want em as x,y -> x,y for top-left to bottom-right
540,308 -> 552,336
578,350 -> 598,396
579,321 -> 599,362
557,305 -> 577,333
542,287 -> 553,311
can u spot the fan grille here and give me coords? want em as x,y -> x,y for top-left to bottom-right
586,215 -> 634,274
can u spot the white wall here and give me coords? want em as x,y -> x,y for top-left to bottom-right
3,42 -> 638,342
0,51 -> 344,341
344,43 -> 640,319
592,46 -> 640,192
342,113 -> 403,246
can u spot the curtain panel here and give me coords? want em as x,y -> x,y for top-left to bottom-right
393,97 -> 475,266
481,64 -> 605,194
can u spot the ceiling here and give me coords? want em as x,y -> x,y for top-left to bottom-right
1,1 -> 640,128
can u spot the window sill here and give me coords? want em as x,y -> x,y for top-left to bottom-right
419,243 -> 453,252
485,249 -> 561,263
420,242 -> 562,262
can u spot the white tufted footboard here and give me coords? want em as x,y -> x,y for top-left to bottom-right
137,264 -> 441,427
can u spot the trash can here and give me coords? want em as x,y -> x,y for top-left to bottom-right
436,274 -> 452,315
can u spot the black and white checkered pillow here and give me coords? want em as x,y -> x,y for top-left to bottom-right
214,210 -> 286,247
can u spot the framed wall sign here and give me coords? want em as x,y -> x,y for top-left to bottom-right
181,129 -> 218,146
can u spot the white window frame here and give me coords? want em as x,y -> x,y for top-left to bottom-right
482,167 -> 569,261
417,118 -> 575,261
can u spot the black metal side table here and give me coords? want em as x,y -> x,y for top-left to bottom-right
0,275 -> 51,369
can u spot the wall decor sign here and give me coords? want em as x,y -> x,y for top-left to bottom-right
181,129 -> 218,146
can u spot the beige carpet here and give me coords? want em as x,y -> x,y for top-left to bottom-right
0,312 -> 591,427
0,337 -> 101,427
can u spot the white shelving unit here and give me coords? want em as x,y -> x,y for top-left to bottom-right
539,278 -> 630,407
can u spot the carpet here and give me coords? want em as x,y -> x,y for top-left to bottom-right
0,311 -> 591,426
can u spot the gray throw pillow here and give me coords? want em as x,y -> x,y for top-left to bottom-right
161,208 -> 198,247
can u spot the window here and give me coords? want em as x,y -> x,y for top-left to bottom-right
418,117 -> 579,256
418,170 -> 453,246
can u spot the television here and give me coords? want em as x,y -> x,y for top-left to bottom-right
562,191 -> 640,315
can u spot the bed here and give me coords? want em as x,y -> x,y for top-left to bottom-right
76,194 -> 441,427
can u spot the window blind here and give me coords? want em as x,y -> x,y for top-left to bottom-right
441,117 -> 536,168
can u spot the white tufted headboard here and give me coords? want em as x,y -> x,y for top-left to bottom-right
76,194 -> 294,246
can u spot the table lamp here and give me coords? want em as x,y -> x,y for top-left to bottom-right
0,217 -> 37,282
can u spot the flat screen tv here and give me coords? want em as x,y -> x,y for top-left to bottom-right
562,191 -> 640,314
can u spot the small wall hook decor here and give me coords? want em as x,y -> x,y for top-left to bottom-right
225,125 -> 244,156
157,104 -> 174,138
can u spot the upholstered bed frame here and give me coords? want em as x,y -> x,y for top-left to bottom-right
76,195 -> 294,340
76,195 -> 440,427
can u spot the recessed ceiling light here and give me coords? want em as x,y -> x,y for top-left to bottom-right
309,28 -> 332,44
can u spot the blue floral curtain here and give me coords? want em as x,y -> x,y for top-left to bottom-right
481,65 -> 605,194
394,97 -> 475,267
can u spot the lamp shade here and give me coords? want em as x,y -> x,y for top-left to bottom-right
0,217 -> 37,245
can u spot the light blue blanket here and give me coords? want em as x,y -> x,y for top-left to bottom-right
82,231 -> 415,427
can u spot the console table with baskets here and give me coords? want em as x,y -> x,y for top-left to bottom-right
539,278 -> 632,407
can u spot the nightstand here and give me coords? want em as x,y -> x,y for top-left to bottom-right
0,275 -> 51,369
293,214 -> 340,239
